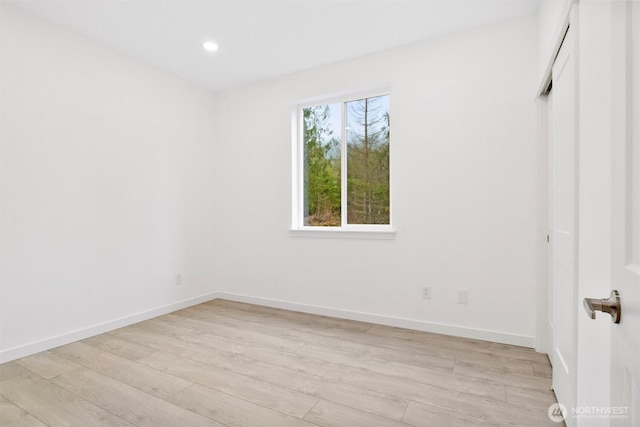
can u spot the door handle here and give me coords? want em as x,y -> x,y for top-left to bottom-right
583,290 -> 621,323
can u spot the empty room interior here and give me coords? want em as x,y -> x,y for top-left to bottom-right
1,0 -> 638,426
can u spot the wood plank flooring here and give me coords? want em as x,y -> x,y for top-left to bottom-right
0,299 -> 558,426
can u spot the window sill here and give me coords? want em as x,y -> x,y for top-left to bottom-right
289,228 -> 396,240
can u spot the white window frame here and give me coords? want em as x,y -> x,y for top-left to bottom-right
290,89 -> 395,239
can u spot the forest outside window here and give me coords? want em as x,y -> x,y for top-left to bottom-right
294,92 -> 392,234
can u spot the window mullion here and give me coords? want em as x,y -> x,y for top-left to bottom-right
341,102 -> 347,227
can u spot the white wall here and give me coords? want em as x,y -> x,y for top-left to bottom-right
0,4 -> 217,361
213,15 -> 539,345
0,5 -> 540,359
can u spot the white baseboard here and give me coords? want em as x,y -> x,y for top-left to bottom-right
0,292 -> 220,364
1,290 -> 535,363
216,292 -> 536,348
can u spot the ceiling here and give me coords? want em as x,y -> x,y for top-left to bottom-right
10,0 -> 540,92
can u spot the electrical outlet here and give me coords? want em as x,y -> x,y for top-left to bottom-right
422,286 -> 431,300
457,289 -> 468,304
175,274 -> 182,286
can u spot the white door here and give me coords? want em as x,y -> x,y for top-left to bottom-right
551,23 -> 578,425
547,91 -> 555,356
610,1 -> 640,424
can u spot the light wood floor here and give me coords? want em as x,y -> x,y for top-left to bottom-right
0,300 -> 559,427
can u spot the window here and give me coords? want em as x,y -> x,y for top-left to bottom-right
293,92 -> 392,236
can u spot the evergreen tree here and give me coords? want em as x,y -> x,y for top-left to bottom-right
346,96 -> 390,224
303,105 -> 341,225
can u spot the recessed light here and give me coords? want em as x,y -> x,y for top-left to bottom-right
203,41 -> 219,52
